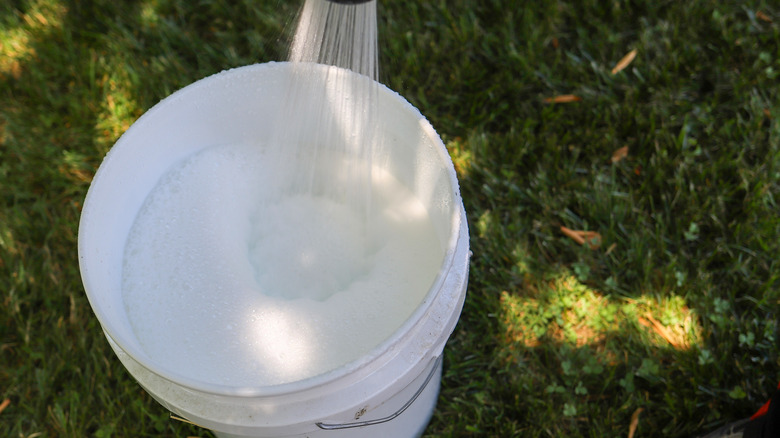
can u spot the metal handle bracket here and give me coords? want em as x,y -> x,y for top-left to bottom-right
315,355 -> 442,430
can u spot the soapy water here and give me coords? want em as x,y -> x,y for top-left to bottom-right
122,142 -> 444,386
248,194 -> 374,301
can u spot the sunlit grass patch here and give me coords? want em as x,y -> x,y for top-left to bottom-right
139,0 -> 161,29
446,135 -> 473,178
494,271 -> 710,435
0,0 -> 66,78
499,271 -> 703,355
93,66 -> 143,154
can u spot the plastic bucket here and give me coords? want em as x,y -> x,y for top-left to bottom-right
78,62 -> 469,437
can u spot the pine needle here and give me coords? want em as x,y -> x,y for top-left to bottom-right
628,408 -> 644,438
611,49 -> 637,74
560,226 -> 602,249
544,94 -> 582,103
638,313 -> 688,349
0,399 -> 10,415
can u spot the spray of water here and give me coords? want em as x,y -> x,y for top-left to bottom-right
290,0 -> 378,81
268,0 -> 380,213
243,0 -> 385,302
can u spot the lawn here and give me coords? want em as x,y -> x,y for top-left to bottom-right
1,0 -> 779,437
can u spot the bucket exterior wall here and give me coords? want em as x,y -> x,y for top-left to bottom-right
216,361 -> 443,438
78,62 -> 470,437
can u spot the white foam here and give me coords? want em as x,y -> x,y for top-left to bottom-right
121,142 -> 444,386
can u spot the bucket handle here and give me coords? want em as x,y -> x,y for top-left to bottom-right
315,355 -> 442,430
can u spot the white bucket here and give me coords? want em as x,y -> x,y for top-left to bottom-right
78,62 -> 469,437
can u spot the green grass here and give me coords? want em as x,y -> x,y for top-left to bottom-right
1,0 -> 779,436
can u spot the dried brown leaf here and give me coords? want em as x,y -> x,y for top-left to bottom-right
756,11 -> 772,22
0,399 -> 10,415
560,226 -> 585,245
628,408 -> 644,438
611,49 -> 638,74
582,231 -> 602,249
560,226 -> 602,249
544,94 -> 582,104
638,313 -> 687,349
611,146 -> 629,163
